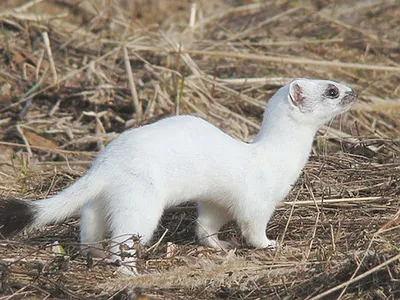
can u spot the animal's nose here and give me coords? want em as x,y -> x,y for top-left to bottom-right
346,88 -> 358,99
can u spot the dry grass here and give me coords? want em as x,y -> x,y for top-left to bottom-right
0,0 -> 399,299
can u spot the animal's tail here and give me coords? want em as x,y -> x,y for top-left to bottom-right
0,174 -> 100,237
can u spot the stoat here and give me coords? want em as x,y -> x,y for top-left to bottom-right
0,78 -> 357,275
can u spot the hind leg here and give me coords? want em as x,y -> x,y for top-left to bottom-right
107,186 -> 163,275
196,202 -> 233,250
80,201 -> 107,258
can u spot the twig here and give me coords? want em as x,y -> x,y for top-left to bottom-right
83,111 -> 107,151
280,189 -> 301,244
44,170 -> 57,198
41,31 -> 58,85
48,98 -> 62,116
281,196 -> 383,206
311,252 -> 400,300
0,141 -> 96,156
377,209 -> 400,233
0,118 -> 11,126
0,12 -> 68,20
304,174 -> 320,260
147,229 -> 169,253
189,2 -> 196,28
35,48 -> 45,81
229,38 -> 344,47
16,125 -> 32,156
122,45 -> 142,123
36,161 -> 92,166
330,224 -> 336,253
178,50 -> 400,73
211,76 -> 291,86
18,96 -> 33,119
0,285 -> 29,300
13,0 -> 44,12
127,44 -> 400,72
165,197 -> 383,214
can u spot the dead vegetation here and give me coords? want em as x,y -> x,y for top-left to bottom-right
0,0 -> 399,299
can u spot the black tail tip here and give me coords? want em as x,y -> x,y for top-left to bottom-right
0,199 -> 36,238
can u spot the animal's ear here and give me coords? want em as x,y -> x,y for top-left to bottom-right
288,81 -> 306,107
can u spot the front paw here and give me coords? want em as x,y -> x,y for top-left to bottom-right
115,264 -> 140,277
263,239 -> 277,250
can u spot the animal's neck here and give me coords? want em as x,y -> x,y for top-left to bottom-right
251,91 -> 318,163
254,113 -> 317,147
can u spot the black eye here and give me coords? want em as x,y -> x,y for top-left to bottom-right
325,85 -> 339,98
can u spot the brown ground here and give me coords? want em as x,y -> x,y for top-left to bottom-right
0,0 -> 399,299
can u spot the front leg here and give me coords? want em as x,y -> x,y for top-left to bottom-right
237,206 -> 277,249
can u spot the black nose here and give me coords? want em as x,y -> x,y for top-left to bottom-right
340,89 -> 357,106
346,89 -> 358,98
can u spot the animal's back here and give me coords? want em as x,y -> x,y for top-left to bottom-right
95,115 -> 249,207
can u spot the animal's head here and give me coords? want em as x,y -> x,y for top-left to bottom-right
286,78 -> 357,126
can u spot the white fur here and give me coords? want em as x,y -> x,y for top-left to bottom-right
29,78 -> 356,275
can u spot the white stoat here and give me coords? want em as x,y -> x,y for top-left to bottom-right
0,78 -> 357,275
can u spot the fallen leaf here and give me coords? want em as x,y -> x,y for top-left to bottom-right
23,130 -> 59,150
46,241 -> 65,254
0,145 -> 14,161
12,50 -> 25,65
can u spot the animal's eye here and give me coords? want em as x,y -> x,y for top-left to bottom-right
325,85 -> 339,98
